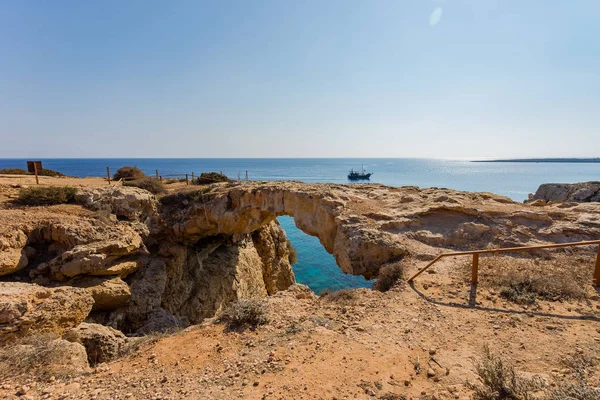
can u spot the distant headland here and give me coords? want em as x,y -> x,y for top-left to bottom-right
473,158 -> 600,163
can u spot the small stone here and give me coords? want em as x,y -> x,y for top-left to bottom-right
427,368 -> 436,378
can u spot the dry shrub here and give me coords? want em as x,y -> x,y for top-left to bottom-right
472,346 -> 543,400
220,300 -> 268,330
123,177 -> 165,194
113,166 -> 145,181
0,167 -> 28,175
374,262 -> 404,292
0,167 -> 64,176
37,168 -> 65,177
321,289 -> 357,304
483,255 -> 588,304
0,334 -> 87,380
17,186 -> 77,205
545,381 -> 600,400
287,239 -> 298,264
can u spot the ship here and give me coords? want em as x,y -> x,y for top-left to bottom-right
347,164 -> 372,180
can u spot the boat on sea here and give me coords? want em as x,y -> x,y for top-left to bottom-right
347,165 -> 372,180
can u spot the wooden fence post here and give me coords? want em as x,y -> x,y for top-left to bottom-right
594,244 -> 600,287
106,167 -> 111,185
245,170 -> 248,181
191,172 -> 194,181
185,174 -> 189,185
155,170 -> 159,179
159,176 -> 162,183
472,253 -> 479,284
33,163 -> 39,185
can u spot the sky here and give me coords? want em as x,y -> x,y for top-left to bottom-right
0,0 -> 599,158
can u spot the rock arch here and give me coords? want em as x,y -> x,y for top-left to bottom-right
160,183 -> 407,278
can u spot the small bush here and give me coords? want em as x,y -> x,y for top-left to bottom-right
374,262 -> 404,292
194,172 -> 230,185
0,168 -> 28,175
37,168 -> 65,177
472,346 -> 543,400
220,299 -> 268,329
123,177 -> 165,194
17,186 -> 77,205
287,239 -> 298,264
113,166 -> 145,181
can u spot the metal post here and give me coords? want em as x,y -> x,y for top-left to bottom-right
594,244 -> 600,287
33,163 -> 39,185
472,253 -> 479,284
185,174 -> 189,185
106,167 -> 111,185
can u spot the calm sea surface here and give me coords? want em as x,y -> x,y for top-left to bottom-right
2,158 -> 599,293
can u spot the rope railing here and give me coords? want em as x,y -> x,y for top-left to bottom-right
408,240 -> 600,288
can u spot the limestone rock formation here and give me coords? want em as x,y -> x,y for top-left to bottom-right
529,182 -> 600,203
0,282 -> 94,342
64,322 -> 127,365
70,276 -> 131,311
75,186 -> 157,221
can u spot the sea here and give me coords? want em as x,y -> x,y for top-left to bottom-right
2,158 -> 599,293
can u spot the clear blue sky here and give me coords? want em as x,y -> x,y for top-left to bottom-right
1,1 -> 598,158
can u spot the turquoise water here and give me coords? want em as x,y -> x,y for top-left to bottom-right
2,158 -> 600,293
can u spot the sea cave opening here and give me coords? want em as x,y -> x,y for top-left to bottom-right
277,215 -> 374,294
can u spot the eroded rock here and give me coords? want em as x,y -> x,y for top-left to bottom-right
0,282 -> 94,342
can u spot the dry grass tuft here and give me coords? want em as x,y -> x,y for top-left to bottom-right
471,346 -> 543,400
479,255 -> 589,304
17,186 -> 77,205
0,334 -> 85,380
321,289 -> 357,304
123,177 -> 166,194
374,262 -> 404,292
220,300 -> 269,330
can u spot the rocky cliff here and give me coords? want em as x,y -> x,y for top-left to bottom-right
528,181 -> 600,203
2,180 -> 600,360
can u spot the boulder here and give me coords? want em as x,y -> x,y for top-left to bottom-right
49,236 -> 144,280
64,322 -> 127,365
70,276 -> 131,311
75,186 -> 158,221
0,283 -> 94,342
0,339 -> 90,376
530,182 -> 600,203
0,229 -> 28,276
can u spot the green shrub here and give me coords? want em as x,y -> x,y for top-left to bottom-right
123,177 -> 165,194
0,168 -> 28,175
17,186 -> 77,205
220,300 -> 268,329
287,239 -> 298,264
194,172 -> 230,184
113,166 -> 145,181
374,262 -> 404,292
